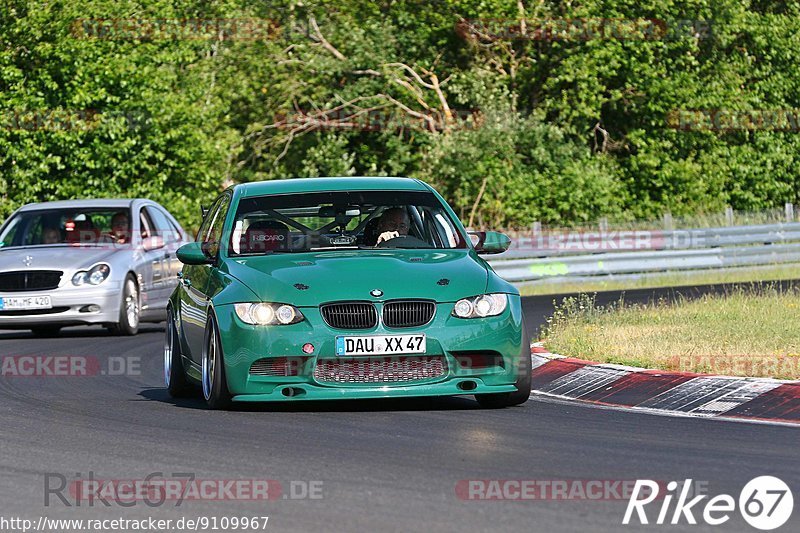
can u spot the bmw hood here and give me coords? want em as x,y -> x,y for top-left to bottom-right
0,245 -> 118,273
223,249 -> 490,306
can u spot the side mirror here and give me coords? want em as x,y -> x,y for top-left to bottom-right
142,235 -> 165,252
469,231 -> 511,254
177,242 -> 214,265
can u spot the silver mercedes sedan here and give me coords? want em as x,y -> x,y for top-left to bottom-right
0,199 -> 190,336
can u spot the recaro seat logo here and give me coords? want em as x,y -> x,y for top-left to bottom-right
623,476 -> 794,530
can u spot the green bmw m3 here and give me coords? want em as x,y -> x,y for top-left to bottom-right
165,177 -> 531,409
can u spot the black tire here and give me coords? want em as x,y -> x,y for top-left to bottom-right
164,307 -> 194,398
108,274 -> 140,336
202,314 -> 232,410
30,326 -> 61,338
475,321 -> 532,408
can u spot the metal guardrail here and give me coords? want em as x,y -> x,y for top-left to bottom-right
488,222 -> 800,284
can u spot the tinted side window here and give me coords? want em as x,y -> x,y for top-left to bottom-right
139,209 -> 154,239
145,206 -> 180,242
202,195 -> 231,257
0,217 -> 21,247
196,197 -> 223,243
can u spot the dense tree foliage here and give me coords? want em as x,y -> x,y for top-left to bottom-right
2,0 -> 799,228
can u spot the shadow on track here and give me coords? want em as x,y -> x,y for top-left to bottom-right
137,387 -> 486,413
0,324 -> 165,340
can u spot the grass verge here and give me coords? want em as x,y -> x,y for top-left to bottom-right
540,285 -> 800,379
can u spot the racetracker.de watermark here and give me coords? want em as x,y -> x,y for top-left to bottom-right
504,228 -> 707,253
668,109 -> 800,132
71,18 -> 280,40
275,108 -> 480,133
674,354 -> 800,378
457,18 -> 712,42
0,356 -> 139,377
44,472 -> 323,507
456,479 -> 708,501
49,229 -> 184,249
0,109 -> 150,132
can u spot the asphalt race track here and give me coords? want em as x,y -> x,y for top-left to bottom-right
0,284 -> 798,533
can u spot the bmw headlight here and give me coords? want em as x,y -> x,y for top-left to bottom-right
72,264 -> 111,286
235,302 -> 304,325
452,293 -> 508,318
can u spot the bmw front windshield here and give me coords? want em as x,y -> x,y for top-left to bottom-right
229,190 -> 469,255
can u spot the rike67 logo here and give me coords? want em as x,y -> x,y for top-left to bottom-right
624,476 -> 794,530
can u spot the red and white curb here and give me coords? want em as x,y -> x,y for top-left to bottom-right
529,343 -> 800,425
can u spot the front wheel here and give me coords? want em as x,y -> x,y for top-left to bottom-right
475,322 -> 532,408
165,307 -> 193,398
202,314 -> 232,410
108,275 -> 139,336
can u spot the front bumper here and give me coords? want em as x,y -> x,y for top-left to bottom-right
0,282 -> 121,328
232,379 -> 516,402
213,298 -> 524,401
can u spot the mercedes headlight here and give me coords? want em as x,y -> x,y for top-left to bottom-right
234,302 -> 304,325
72,264 -> 111,286
452,293 -> 508,318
